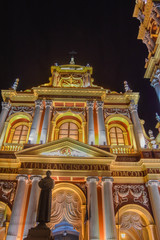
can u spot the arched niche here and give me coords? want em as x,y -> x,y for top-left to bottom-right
0,201 -> 11,240
115,204 -> 156,240
48,183 -> 86,240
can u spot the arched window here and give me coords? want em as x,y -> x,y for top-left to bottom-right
59,122 -> 79,140
109,127 -> 125,146
12,125 -> 29,144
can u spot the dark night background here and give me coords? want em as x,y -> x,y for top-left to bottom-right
0,0 -> 159,135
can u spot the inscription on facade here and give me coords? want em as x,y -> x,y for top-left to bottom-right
21,162 -> 109,171
112,171 -> 144,177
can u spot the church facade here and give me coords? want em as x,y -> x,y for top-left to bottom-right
0,59 -> 160,240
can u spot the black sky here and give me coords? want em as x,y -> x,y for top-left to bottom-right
0,0 -> 159,135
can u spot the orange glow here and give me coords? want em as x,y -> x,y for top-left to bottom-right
37,106 -> 45,143
20,184 -> 31,240
94,104 -> 99,145
97,186 -> 104,240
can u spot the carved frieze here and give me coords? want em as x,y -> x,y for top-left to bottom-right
0,181 -> 17,208
113,184 -> 151,212
9,106 -> 34,116
104,108 -> 131,119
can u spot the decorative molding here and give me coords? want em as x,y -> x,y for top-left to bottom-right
9,106 -> 34,116
104,108 -> 130,118
41,148 -> 89,157
113,184 -> 150,210
0,181 -> 17,207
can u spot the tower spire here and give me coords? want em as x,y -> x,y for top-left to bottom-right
12,78 -> 19,90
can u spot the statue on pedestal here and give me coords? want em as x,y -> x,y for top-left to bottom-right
37,171 -> 54,223
24,171 -> 54,240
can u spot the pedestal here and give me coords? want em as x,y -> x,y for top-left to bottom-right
24,223 -> 53,240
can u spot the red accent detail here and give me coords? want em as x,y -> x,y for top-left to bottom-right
55,102 -> 64,107
65,103 -> 74,107
59,177 -> 71,181
97,186 -> 104,240
72,177 -> 85,181
75,103 -> 85,107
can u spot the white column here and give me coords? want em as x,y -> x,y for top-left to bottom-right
146,180 -> 160,239
151,77 -> 160,103
96,101 -> 107,145
6,175 -> 28,240
87,176 -> 100,240
28,100 -> 43,144
102,177 -> 117,240
0,102 -> 10,136
23,175 -> 42,239
129,100 -> 145,149
86,101 -> 95,145
40,100 -> 53,144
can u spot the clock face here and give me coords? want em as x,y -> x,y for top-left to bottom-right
60,75 -> 83,88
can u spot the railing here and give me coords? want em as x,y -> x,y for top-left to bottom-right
1,143 -> 24,152
110,146 -> 135,154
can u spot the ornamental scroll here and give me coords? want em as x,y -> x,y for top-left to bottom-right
113,184 -> 151,212
9,106 -> 34,116
104,108 -> 131,119
0,181 -> 17,208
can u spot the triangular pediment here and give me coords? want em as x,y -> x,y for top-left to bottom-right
16,138 -> 116,159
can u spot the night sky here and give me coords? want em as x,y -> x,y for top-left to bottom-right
0,0 -> 159,135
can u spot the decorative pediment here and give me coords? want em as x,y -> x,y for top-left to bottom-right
16,138 -> 116,159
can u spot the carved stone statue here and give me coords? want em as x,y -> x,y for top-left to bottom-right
24,171 -> 54,240
37,171 -> 54,223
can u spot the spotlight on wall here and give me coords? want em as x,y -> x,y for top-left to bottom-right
121,233 -> 126,239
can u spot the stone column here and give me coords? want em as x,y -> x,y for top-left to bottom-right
146,180 -> 160,239
6,175 -> 28,240
86,101 -> 95,145
87,177 -> 100,240
40,100 -> 53,144
129,100 -> 145,149
96,101 -> 107,145
0,102 -> 10,136
102,177 -> 117,240
151,77 -> 160,103
23,175 -> 42,239
28,100 -> 43,144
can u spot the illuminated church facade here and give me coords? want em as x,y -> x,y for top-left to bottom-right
0,58 -> 160,240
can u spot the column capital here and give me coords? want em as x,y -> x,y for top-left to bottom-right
146,180 -> 160,187
86,101 -> 94,110
86,176 -> 99,183
30,175 -> 42,182
151,78 -> 159,88
45,100 -> 53,108
16,174 -> 28,181
129,100 -> 138,113
2,102 -> 10,110
35,100 -> 43,109
102,176 -> 114,183
96,101 -> 104,110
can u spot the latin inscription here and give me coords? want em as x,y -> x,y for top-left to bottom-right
21,162 -> 109,171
